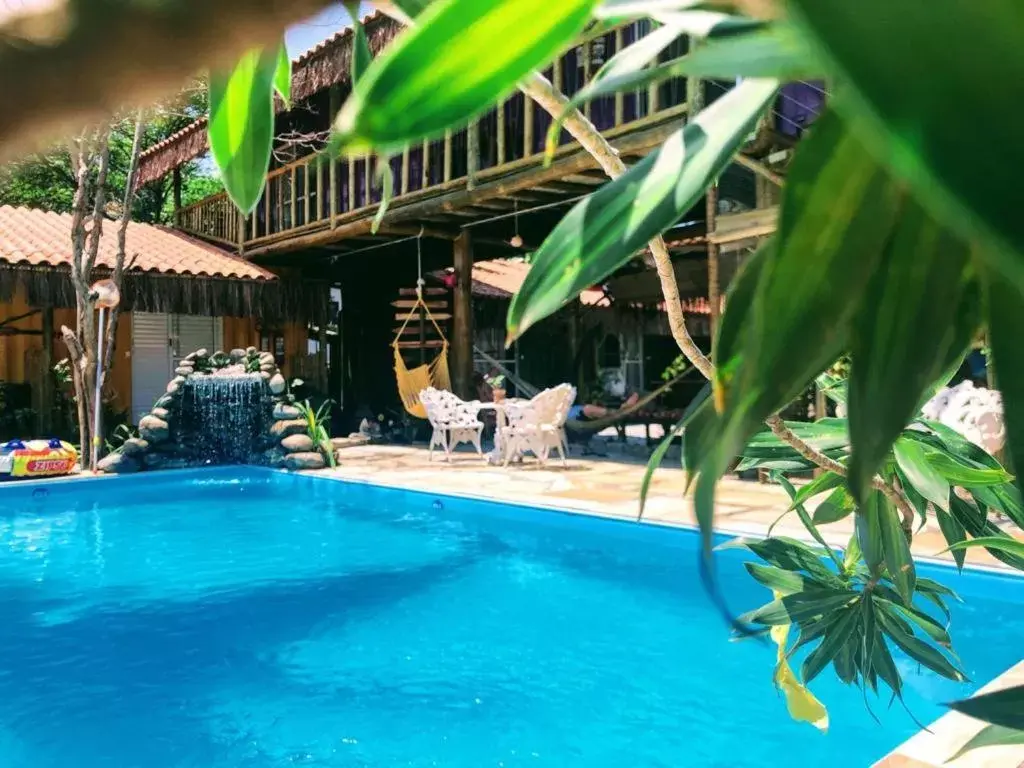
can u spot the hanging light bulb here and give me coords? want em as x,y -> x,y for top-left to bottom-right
510,200 -> 523,248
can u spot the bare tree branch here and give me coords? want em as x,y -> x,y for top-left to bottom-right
0,0 -> 335,161
104,114 -> 147,375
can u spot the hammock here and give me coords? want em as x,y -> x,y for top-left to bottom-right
393,290 -> 451,419
564,371 -> 688,434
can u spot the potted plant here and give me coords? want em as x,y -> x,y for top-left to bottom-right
485,373 -> 506,402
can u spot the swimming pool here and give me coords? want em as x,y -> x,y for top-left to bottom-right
0,468 -> 1021,767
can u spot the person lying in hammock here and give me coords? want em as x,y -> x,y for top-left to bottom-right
567,392 -> 641,423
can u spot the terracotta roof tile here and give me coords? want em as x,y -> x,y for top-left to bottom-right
0,206 -> 276,281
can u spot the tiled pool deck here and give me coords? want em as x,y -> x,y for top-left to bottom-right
315,445 -> 1024,768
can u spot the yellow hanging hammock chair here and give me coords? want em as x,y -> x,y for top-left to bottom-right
392,288 -> 451,419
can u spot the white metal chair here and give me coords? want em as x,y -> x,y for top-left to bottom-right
420,387 -> 484,462
501,384 -> 576,467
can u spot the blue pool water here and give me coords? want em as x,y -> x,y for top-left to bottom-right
0,469 -> 1022,767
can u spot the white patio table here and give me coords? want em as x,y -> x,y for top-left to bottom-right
478,398 -> 527,465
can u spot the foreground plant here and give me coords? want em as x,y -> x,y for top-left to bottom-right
296,399 -> 337,469
188,0 -> 1024,749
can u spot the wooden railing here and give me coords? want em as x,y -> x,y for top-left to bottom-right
176,20 -> 691,250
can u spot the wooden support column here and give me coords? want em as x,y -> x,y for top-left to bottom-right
39,304 -> 54,434
172,167 -> 182,227
237,206 -> 246,255
329,84 -> 341,226
452,230 -> 474,399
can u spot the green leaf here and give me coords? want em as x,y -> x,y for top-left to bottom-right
846,198 -> 976,501
895,466 -> 929,532
946,537 -> 1024,560
917,420 -> 1004,471
948,724 -> 1024,763
741,420 -> 849,459
741,590 -> 855,627
375,0 -> 432,21
877,496 -> 915,603
893,437 -> 950,512
208,47 -> 278,214
934,506 -> 967,571
875,596 -> 950,650
948,496 -> 1024,570
855,490 -> 885,577
351,11 -> 372,83
871,629 -> 902,696
948,685 -> 1024,731
875,605 -> 967,682
788,471 -> 844,509
985,269 -> 1024,501
713,111 -> 900,437
786,0 -> 1024,294
744,562 -> 807,596
335,0 -> 599,153
274,42 -> 291,107
801,604 -> 861,684
775,474 -> 843,570
812,486 -> 855,525
731,536 -> 836,581
507,78 -> 777,340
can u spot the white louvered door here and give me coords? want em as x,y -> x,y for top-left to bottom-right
130,313 -> 172,423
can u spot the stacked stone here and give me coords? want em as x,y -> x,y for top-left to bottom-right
98,346 -> 327,474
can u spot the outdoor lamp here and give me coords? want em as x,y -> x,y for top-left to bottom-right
90,279 -> 121,473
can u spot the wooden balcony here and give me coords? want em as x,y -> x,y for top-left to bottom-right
176,21 -> 693,255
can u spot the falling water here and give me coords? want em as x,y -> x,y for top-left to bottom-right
178,374 -> 272,465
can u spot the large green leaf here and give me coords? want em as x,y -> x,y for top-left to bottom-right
788,471 -> 844,509
274,42 -> 291,107
946,537 -> 1024,561
787,0 -> 1024,293
874,607 -> 967,682
351,9 -> 373,83
949,684 -> 1024,731
744,562 -> 807,596
985,270 -> 1024,500
335,0 -> 598,153
948,724 -> 1024,763
741,590 -> 855,627
812,486 -> 855,525
801,605 -> 861,684
855,490 -> 884,577
877,497 -> 915,603
775,474 -> 843,570
507,78 -> 777,340
893,437 -> 949,512
741,419 -> 849,459
713,111 -> 900,432
948,496 -> 1024,571
846,199 -> 975,501
934,506 -> 967,571
208,47 -> 279,214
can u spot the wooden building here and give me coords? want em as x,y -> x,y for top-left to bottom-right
0,205 -> 325,436
130,12 -> 798,427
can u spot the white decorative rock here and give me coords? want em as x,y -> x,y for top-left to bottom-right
269,373 -> 287,394
139,415 -> 170,443
166,376 -> 186,394
273,403 -> 302,420
98,452 -> 140,474
120,437 -> 149,456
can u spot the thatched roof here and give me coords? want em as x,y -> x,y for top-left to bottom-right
0,206 -> 327,324
136,11 -> 403,186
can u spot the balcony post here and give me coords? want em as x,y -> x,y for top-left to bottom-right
467,118 -> 479,190
329,83 -> 341,227
452,230 -> 474,399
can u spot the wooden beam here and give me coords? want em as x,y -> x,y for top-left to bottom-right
734,153 -> 785,188
452,230 -> 474,399
496,102 -> 506,166
706,206 -> 779,244
524,90 -> 535,157
443,129 -> 453,182
347,157 -> 355,212
614,28 -> 625,126
422,139 -> 431,188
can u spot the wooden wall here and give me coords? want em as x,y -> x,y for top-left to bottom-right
1,295 -> 308,421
